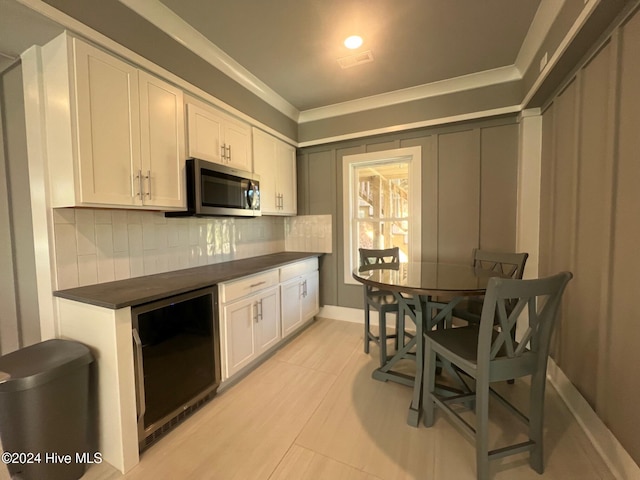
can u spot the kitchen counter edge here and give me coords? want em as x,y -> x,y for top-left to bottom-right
53,252 -> 323,310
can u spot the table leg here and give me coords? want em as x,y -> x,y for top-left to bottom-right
371,293 -> 468,427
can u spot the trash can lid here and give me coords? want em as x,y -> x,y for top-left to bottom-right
0,339 -> 93,392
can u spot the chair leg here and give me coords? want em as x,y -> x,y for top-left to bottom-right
364,303 -> 371,354
422,343 -> 437,427
378,311 -> 388,367
475,374 -> 490,480
397,306 -> 405,349
529,370 -> 547,473
507,327 -> 517,384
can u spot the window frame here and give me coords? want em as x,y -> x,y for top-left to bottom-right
342,146 -> 422,285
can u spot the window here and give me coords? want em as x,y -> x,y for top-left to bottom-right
343,146 -> 422,284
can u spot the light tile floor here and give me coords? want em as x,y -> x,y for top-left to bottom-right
0,318 -> 615,479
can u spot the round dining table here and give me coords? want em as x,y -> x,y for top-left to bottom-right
353,261 -> 509,427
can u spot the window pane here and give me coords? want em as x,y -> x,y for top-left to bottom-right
356,162 -> 409,219
357,220 -> 409,261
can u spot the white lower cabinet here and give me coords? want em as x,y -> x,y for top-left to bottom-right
222,285 -> 280,378
219,257 -> 319,381
280,259 -> 320,339
220,270 -> 280,379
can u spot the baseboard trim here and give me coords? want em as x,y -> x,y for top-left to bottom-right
320,304 -> 638,479
319,305 -> 370,324
546,359 -> 639,479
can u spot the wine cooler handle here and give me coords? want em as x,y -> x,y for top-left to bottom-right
132,328 -> 146,421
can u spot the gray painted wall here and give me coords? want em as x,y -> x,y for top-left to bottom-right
298,81 -> 523,145
0,63 -> 40,353
539,4 -> 640,465
298,116 -> 519,309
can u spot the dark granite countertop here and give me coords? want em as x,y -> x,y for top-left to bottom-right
53,252 -> 322,309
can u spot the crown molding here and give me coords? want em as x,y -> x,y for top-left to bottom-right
117,0 -> 300,121
298,66 -> 521,124
515,0 -> 567,76
522,0 -> 600,107
298,105 -> 521,148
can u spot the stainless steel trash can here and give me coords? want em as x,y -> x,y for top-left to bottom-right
0,339 -> 93,480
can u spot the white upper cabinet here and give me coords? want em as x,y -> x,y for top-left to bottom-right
252,128 -> 297,215
42,33 -> 185,210
185,97 -> 252,172
138,71 -> 185,208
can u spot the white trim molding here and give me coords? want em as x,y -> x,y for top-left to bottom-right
341,146 -> 422,285
547,358 -> 640,480
298,66 -> 521,123
116,0 -> 299,121
298,106 -> 521,148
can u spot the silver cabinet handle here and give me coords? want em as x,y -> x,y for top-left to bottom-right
221,143 -> 227,161
253,302 -> 259,322
258,299 -> 263,320
226,144 -> 231,161
145,170 -> 151,199
249,281 -> 266,288
303,279 -> 308,298
135,170 -> 143,199
132,328 -> 146,421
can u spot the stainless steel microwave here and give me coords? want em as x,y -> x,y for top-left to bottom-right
167,158 -> 260,217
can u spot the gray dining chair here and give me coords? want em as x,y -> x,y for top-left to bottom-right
359,247 -> 401,366
453,249 -> 529,325
422,271 -> 572,480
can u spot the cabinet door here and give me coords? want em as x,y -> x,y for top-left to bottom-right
256,287 -> 281,353
276,140 -> 297,215
252,128 -> 278,214
300,270 -> 319,321
223,296 -> 257,378
74,39 -> 141,206
186,103 -> 224,164
139,71 -> 185,209
224,120 -> 252,172
281,278 -> 302,338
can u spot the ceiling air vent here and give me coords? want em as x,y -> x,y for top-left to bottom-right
337,50 -> 374,69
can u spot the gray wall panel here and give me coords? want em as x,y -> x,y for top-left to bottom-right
607,9 -> 640,464
298,116 -> 519,311
437,129 -> 480,263
308,150 -> 338,307
566,41 -> 611,409
298,81 -> 522,145
480,124 -> 519,252
335,145 -> 366,309
538,5 -> 640,465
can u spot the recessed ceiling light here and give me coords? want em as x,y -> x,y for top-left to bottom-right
344,35 -> 363,49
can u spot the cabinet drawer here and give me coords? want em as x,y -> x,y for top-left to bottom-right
279,258 -> 318,283
220,269 -> 279,304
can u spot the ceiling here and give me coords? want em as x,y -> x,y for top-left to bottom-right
1,0 -> 545,115
154,0 -> 541,112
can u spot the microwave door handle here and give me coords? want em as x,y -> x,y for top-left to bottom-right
246,181 -> 255,209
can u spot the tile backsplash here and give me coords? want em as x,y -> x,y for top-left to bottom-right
52,209 -> 332,290
285,214 -> 332,254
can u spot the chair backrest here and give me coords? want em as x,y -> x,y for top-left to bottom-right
359,247 -> 400,266
477,272 -> 572,367
472,248 -> 528,279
